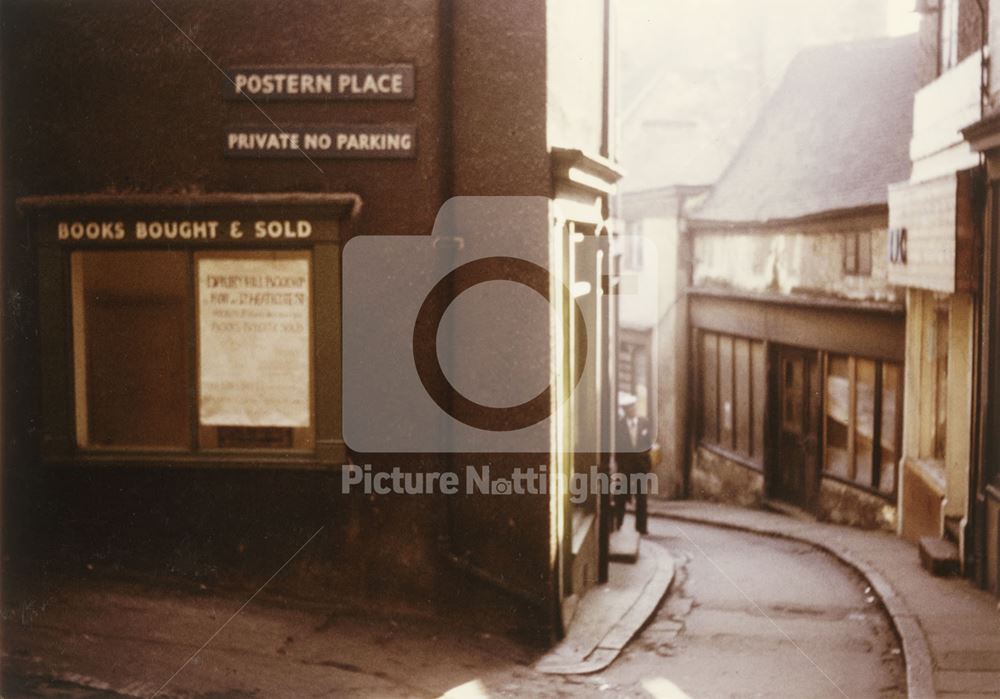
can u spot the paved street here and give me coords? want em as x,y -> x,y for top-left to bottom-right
651,500 -> 1000,697
3,518 -> 904,698
603,520 -> 906,698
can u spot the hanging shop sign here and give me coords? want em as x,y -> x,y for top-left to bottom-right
198,257 -> 311,428
225,124 -> 416,159
224,65 -> 415,101
41,217 -> 334,246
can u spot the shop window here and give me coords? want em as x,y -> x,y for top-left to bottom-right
823,353 -> 903,496
880,364 -> 903,494
71,251 -> 191,448
843,232 -> 872,276
71,250 -> 314,452
734,338 -> 752,457
824,356 -> 851,479
697,331 -> 765,466
718,337 -> 734,446
196,251 -> 314,450
855,358 -> 876,488
933,303 -> 949,460
700,333 -> 719,444
750,342 -> 766,463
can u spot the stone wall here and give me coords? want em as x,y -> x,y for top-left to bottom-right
817,478 -> 897,531
690,446 -> 764,508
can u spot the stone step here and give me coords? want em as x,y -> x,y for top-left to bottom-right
919,536 -> 960,577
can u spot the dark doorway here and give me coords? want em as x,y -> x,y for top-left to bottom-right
772,346 -> 821,509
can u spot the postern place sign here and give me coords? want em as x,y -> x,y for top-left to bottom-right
224,65 -> 414,101
225,125 -> 416,159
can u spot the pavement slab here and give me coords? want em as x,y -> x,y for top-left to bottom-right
534,538 -> 675,674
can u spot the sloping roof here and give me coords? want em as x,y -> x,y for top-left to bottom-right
691,34 -> 919,225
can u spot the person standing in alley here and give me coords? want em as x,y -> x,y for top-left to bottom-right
614,393 -> 652,534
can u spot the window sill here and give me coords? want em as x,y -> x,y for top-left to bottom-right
698,442 -> 763,472
44,448 -> 347,471
904,457 -> 947,496
820,472 -> 895,502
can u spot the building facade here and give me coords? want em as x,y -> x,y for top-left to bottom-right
889,0 -> 996,590
681,36 -> 919,530
616,186 -> 705,499
886,0 -> 985,570
612,2 -> 892,503
934,0 -> 1000,597
1,0 -> 622,639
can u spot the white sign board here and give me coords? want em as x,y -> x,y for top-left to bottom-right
198,257 -> 310,427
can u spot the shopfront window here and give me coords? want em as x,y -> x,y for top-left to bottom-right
933,303 -> 949,460
880,363 -> 903,493
697,331 -> 766,466
71,249 -> 314,452
72,251 -> 191,448
823,353 -> 902,496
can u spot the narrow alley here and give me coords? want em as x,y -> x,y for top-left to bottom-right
5,2 -> 1000,697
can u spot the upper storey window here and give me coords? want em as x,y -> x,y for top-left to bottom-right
939,0 -> 960,74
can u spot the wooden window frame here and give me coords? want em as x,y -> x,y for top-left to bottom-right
28,193 -> 354,470
939,0 -> 960,75
70,249 -> 192,451
843,232 -> 872,277
932,301 -> 950,460
194,249 -> 316,453
821,352 -> 902,499
696,329 -> 764,469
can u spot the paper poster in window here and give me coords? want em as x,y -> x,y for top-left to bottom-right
198,257 -> 310,427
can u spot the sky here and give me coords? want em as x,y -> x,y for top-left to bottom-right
887,0 -> 921,36
615,0 -> 921,191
